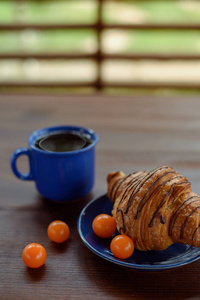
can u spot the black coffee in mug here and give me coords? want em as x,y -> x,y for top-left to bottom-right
35,131 -> 92,152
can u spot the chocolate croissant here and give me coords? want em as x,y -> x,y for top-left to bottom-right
107,166 -> 200,251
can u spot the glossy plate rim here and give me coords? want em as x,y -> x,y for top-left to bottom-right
78,194 -> 200,270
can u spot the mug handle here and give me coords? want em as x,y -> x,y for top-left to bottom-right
11,148 -> 34,181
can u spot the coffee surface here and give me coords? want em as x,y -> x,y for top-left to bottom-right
35,131 -> 92,152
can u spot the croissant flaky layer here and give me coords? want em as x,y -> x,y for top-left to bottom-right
107,166 -> 200,251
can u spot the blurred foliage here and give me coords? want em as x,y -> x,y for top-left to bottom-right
0,1 -> 200,54
0,0 -> 200,93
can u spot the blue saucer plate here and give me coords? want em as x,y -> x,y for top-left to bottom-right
78,194 -> 200,270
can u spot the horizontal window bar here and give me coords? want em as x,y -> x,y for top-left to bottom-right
103,54 -> 200,61
103,82 -> 200,89
0,53 -> 97,60
1,53 -> 200,61
0,24 -> 96,30
0,81 -> 97,88
105,24 -> 200,30
0,81 -> 200,90
1,23 -> 200,31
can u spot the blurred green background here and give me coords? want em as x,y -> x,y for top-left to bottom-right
1,0 -> 200,53
0,0 -> 200,91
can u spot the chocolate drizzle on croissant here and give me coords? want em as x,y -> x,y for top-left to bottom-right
107,166 -> 200,251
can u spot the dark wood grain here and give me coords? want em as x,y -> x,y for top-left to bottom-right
1,93 -> 200,299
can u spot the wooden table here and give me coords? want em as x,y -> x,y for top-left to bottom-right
1,93 -> 200,300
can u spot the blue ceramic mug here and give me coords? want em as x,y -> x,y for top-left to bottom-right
11,125 -> 98,201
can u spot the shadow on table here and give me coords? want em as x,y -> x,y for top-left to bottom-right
38,191 -> 94,221
79,245 -> 200,300
25,265 -> 47,282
